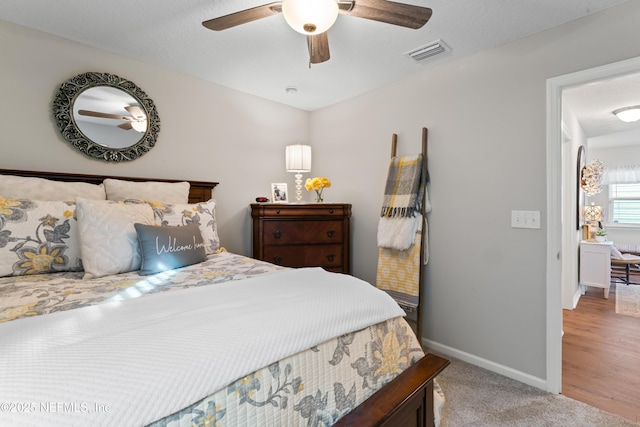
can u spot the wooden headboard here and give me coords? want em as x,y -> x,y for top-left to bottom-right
0,169 -> 219,203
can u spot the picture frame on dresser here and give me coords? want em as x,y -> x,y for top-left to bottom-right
270,183 -> 288,203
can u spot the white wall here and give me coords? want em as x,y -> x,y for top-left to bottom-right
0,19 -> 310,256
310,1 -> 640,383
561,106 -> 588,309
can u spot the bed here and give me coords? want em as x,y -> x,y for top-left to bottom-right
0,168 -> 448,427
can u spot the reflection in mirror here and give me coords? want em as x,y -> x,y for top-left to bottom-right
53,72 -> 160,162
73,86 -> 148,149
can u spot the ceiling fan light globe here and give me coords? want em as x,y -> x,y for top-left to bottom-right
282,0 -> 339,35
131,120 -> 147,133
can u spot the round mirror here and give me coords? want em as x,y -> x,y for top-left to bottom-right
53,72 -> 160,162
73,86 -> 148,149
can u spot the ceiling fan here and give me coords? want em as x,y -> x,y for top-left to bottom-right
78,105 -> 147,132
202,0 -> 432,65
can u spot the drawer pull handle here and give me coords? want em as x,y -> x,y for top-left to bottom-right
329,209 -> 334,214
273,230 -> 282,239
326,230 -> 335,238
273,256 -> 283,264
327,254 -> 336,262
276,209 -> 281,214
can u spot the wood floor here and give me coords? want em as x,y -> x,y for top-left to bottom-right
563,276 -> 640,424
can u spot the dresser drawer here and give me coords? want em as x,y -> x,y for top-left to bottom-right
263,220 -> 343,245
264,245 -> 343,268
258,205 -> 347,217
304,245 -> 343,266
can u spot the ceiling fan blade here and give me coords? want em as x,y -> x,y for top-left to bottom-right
203,2 -> 283,31
118,122 -> 133,130
341,0 -> 432,29
308,33 -> 330,64
124,105 -> 145,119
78,110 -> 130,121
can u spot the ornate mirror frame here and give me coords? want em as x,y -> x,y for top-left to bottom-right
53,72 -> 161,162
576,145 -> 585,230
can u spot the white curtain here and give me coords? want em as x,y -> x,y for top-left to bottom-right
602,165 -> 640,184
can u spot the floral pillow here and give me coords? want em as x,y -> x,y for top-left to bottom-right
0,196 -> 81,277
125,199 -> 220,254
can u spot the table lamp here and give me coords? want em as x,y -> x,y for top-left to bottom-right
583,203 -> 603,241
286,144 -> 311,202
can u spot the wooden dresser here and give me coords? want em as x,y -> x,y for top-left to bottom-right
250,203 -> 351,273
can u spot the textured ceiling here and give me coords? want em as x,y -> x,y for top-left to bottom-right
0,0 -> 629,112
564,71 -> 640,146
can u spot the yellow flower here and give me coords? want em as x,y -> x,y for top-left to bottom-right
39,214 -> 59,227
1,302 -> 38,323
106,279 -> 139,290
373,330 -> 407,377
305,177 -> 331,191
144,200 -> 168,210
0,196 -> 21,216
15,244 -> 67,275
200,270 -> 232,278
14,275 -> 53,282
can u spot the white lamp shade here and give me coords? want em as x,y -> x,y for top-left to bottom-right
282,0 -> 339,35
286,144 -> 312,172
613,106 -> 640,123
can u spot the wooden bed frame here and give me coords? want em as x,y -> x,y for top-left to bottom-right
0,168 -> 218,204
0,168 -> 449,427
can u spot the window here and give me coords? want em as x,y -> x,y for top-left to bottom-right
609,183 -> 640,224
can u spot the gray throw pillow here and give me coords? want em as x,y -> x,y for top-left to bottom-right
134,223 -> 206,275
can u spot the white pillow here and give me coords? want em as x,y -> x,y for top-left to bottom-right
104,178 -> 190,204
75,198 -> 154,279
611,245 -> 624,260
0,198 -> 81,277
125,199 -> 220,254
0,175 -> 106,200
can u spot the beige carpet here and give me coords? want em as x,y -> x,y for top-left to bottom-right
432,353 -> 638,426
615,284 -> 640,318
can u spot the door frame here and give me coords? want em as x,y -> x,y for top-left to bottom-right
546,55 -> 640,393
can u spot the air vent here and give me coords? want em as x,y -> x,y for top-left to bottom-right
405,39 -> 450,63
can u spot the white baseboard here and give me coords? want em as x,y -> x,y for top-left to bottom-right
572,287 -> 582,309
422,338 -> 548,391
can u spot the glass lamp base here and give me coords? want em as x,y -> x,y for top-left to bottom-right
294,173 -> 303,202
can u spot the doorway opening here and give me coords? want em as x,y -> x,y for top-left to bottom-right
546,56 -> 640,394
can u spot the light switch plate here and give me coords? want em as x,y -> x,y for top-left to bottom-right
511,210 -> 541,229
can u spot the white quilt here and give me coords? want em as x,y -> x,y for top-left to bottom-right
0,267 -> 405,427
